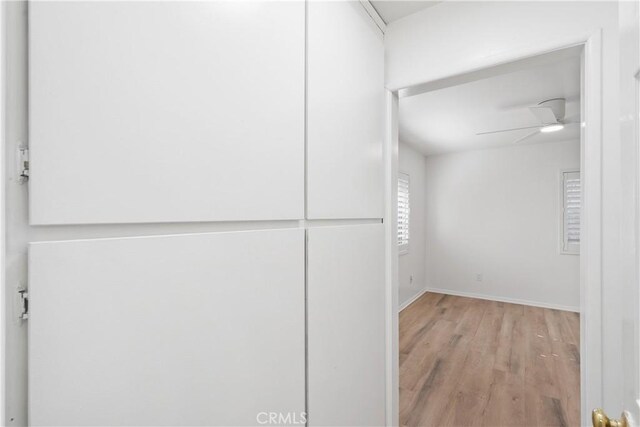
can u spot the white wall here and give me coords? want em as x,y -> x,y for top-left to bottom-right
424,140 -> 580,311
384,2 -> 618,92
397,142 -> 426,309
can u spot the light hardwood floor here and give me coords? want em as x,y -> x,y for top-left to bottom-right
399,292 -> 580,427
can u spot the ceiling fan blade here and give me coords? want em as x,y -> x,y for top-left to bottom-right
476,124 -> 542,135
529,106 -> 559,124
513,130 -> 540,144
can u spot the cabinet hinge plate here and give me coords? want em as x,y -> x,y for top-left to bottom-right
17,288 -> 29,320
17,147 -> 29,183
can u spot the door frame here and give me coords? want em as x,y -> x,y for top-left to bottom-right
1,1 -> 6,423
384,30 -> 604,427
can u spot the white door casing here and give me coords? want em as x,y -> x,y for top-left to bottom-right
619,0 -> 640,422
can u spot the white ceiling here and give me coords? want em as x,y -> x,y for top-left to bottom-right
399,54 -> 581,156
370,1 -> 442,24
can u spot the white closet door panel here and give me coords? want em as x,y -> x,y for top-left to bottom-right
28,230 -> 305,426
307,224 -> 386,426
29,1 -> 304,225
307,2 -> 384,219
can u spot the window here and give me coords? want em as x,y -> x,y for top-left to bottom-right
398,173 -> 410,253
561,171 -> 581,254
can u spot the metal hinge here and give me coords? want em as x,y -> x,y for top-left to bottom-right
17,146 -> 29,183
17,288 -> 29,320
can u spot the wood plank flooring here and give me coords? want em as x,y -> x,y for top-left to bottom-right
399,292 -> 580,427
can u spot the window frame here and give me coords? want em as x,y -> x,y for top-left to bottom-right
559,169 -> 581,255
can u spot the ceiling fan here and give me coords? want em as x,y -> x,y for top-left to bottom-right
476,98 -> 578,144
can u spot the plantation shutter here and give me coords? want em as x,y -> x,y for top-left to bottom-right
563,171 -> 581,253
398,173 -> 410,251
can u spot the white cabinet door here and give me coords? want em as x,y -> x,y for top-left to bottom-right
28,229 -> 305,426
307,1 -> 385,219
307,224 -> 386,426
28,1 -> 304,225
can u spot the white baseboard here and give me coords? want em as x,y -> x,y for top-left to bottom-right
424,287 -> 580,313
399,288 -> 429,312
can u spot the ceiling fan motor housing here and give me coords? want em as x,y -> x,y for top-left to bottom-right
537,98 -> 566,122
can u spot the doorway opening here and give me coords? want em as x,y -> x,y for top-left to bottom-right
390,45 -> 592,426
